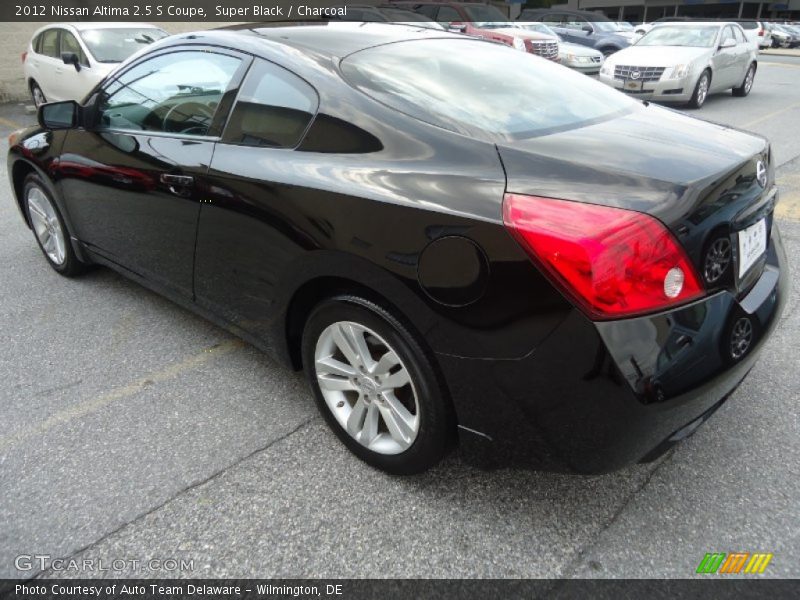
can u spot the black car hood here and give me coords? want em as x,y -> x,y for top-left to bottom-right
496,103 -> 768,228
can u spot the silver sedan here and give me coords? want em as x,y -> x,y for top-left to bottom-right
599,22 -> 758,108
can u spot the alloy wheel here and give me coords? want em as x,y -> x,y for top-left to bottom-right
27,186 -> 66,265
314,321 -> 420,455
744,67 -> 755,94
696,75 -> 709,106
32,85 -> 46,108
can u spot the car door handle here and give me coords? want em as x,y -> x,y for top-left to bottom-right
160,174 -> 194,186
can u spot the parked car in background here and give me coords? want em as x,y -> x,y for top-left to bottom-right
765,23 -> 794,47
394,3 -> 560,61
780,23 -> 800,47
730,19 -> 771,49
520,8 -> 633,56
10,23 -> 785,475
23,22 -> 168,107
517,22 -> 603,73
599,22 -> 758,108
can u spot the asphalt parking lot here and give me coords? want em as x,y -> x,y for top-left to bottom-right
1,55 -> 799,581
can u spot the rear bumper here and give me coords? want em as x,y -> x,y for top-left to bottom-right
440,222 -> 788,474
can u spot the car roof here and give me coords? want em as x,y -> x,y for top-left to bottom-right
199,22 -> 462,58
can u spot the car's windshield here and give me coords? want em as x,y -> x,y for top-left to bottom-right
637,25 -> 719,47
464,5 -> 508,22
341,38 -> 635,140
615,22 -> 634,31
79,28 -> 169,63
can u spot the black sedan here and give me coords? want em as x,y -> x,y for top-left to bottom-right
7,23 -> 787,475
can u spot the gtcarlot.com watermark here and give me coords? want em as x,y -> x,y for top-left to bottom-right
15,554 -> 194,574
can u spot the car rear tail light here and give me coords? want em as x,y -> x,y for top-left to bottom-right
503,194 -> 704,319
759,29 -> 764,36
21,51 -> 27,63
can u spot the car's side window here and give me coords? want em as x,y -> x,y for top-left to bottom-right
40,29 -> 60,58
223,58 -> 318,148
97,50 -> 242,136
733,27 -> 746,44
722,25 -> 736,44
437,6 -> 460,23
60,31 -> 88,66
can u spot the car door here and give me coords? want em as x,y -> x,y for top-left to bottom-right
29,28 -> 63,101
194,57 -> 320,333
56,47 -> 249,298
712,25 -> 738,90
731,25 -> 751,83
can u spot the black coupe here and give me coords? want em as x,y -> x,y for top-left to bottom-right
7,23 -> 787,474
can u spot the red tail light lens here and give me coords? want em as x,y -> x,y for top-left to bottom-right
503,194 -> 704,319
21,51 -> 27,63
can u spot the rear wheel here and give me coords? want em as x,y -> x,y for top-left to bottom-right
301,295 -> 453,474
733,63 -> 756,97
30,81 -> 46,108
688,70 -> 711,109
24,174 -> 86,276
599,46 -> 618,58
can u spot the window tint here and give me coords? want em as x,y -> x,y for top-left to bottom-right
40,29 -> 60,58
437,6 -> 460,23
416,5 -> 438,18
734,27 -> 746,43
541,13 -> 565,26
99,50 -> 242,136
61,31 -> 88,65
341,38 -> 635,140
224,59 -> 318,148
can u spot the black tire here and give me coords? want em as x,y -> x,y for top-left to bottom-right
301,295 -> 454,474
733,63 -> 756,97
23,174 -> 87,277
599,46 -> 618,58
30,80 -> 46,108
688,70 -> 711,109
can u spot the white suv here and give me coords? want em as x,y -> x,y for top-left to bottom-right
23,23 -> 168,107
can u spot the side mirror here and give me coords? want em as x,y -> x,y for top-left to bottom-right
448,22 -> 467,33
38,100 -> 79,130
720,37 -> 736,49
582,24 -> 594,34
61,52 -> 81,72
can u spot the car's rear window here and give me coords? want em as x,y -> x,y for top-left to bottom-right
737,21 -> 758,29
340,38 -> 635,140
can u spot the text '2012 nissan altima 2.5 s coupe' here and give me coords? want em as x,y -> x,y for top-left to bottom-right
7,23 -> 787,475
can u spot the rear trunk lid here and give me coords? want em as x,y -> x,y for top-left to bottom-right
497,104 -> 774,296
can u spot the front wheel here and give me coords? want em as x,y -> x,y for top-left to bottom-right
688,70 -> 711,109
24,174 -> 87,276
733,63 -> 756,97
301,295 -> 454,474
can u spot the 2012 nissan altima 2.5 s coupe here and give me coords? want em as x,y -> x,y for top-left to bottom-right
7,23 -> 787,475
